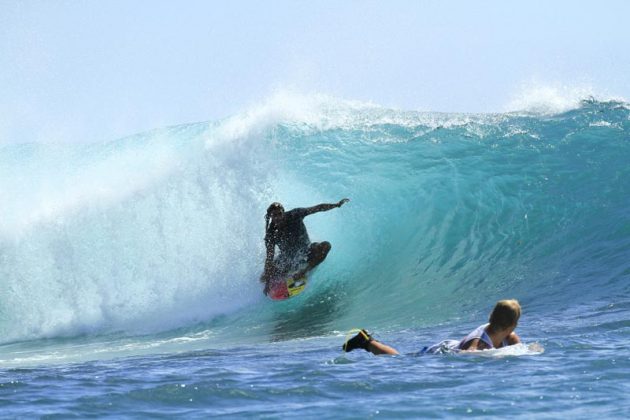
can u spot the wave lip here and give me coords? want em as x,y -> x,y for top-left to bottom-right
504,84 -> 627,115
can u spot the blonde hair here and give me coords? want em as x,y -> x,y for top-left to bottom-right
488,299 -> 521,331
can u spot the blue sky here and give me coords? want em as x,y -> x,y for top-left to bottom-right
1,1 -> 629,143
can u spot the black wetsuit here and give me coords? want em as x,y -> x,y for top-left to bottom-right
265,208 -> 311,271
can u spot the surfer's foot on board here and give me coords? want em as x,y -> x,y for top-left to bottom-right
343,329 -> 373,352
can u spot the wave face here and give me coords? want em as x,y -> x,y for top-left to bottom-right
1,94 -> 629,345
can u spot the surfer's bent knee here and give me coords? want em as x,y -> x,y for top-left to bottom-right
312,241 -> 331,254
308,242 -> 331,264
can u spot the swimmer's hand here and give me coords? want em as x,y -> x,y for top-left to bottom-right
337,198 -> 350,208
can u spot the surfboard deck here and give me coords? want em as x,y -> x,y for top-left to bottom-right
266,271 -> 309,301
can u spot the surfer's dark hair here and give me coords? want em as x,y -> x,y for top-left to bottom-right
264,202 -> 284,244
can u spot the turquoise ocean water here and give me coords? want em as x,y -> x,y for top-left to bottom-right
1,94 -> 629,417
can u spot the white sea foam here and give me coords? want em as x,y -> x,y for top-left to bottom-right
204,90 -> 506,147
204,90 -> 381,147
460,342 -> 545,357
0,137 -> 179,238
504,83 -> 625,115
0,126 -> 268,344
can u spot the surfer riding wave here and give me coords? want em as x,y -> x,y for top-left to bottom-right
261,199 -> 349,295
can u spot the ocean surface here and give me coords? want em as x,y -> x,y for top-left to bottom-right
1,94 -> 629,417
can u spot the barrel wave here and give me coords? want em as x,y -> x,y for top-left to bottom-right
1,94 -> 629,351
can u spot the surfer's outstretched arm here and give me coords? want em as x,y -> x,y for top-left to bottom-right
303,198 -> 350,216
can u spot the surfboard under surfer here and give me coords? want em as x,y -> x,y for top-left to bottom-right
261,198 -> 349,295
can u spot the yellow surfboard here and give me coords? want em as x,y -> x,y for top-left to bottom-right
267,272 -> 309,300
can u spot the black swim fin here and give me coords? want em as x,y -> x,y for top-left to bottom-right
342,329 -> 373,352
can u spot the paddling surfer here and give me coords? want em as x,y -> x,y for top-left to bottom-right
343,299 -> 522,355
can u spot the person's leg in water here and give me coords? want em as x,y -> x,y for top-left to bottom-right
294,241 -> 331,278
343,330 -> 399,355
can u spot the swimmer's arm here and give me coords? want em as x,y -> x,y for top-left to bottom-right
461,338 -> 491,351
506,332 -> 521,345
303,198 -> 350,216
261,239 -> 276,282
264,240 -> 275,268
